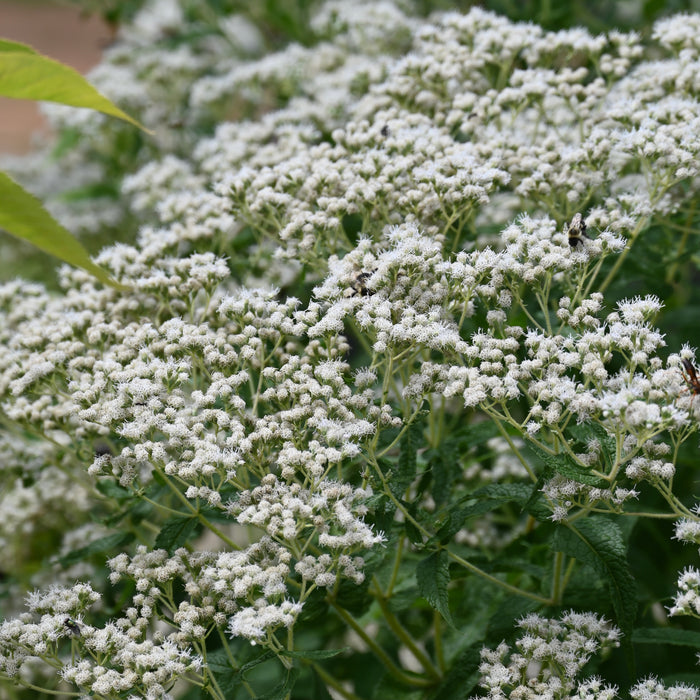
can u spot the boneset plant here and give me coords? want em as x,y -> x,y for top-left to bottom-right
4,1 -> 700,698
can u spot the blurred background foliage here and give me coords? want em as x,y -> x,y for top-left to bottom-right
54,0 -> 700,35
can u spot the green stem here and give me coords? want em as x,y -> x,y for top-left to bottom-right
376,405 -> 424,458
372,581 -> 441,681
666,200 -> 695,285
386,535 -> 405,596
492,418 -> 536,481
433,610 -> 445,672
14,681 -> 80,697
311,662 -> 364,700
447,550 -> 550,604
598,215 -> 649,294
550,551 -> 564,605
153,466 -> 240,549
370,456 -> 550,603
327,600 -> 434,688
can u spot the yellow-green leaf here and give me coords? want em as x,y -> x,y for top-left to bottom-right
0,171 -> 128,291
0,39 -> 39,55
0,41 -> 151,133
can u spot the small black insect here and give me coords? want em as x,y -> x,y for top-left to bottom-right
380,124 -> 390,137
64,617 -> 81,637
565,213 -> 588,248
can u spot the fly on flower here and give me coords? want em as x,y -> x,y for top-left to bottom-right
63,617 -> 81,637
565,213 -> 587,248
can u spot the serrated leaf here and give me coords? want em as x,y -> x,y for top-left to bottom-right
632,627 -> 700,647
335,573 -> 373,617
204,647 -> 234,674
0,42 -> 149,131
460,420 -> 501,448
473,483 -> 533,506
565,422 -> 616,468
430,646 -> 482,700
416,550 -> 453,625
57,532 -> 133,567
431,499 -> 498,545
0,171 -> 128,290
528,441 -> 607,487
154,515 -> 199,553
280,648 -> 348,660
428,440 -> 461,506
552,516 -> 637,635
205,648 -> 240,696
401,499 -> 424,544
95,479 -> 131,502
207,648 -> 276,696
389,421 -> 422,497
430,483 -> 536,545
237,650 -> 277,676
255,667 -> 299,700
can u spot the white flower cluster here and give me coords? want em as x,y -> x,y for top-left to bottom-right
668,567 -> 700,618
472,612 -> 697,699
109,539 -> 301,644
0,583 -> 200,697
471,611 -> 621,699
5,0 -> 700,695
630,678 -> 700,700
230,474 -> 382,586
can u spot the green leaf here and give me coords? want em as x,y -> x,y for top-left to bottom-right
431,498 -> 500,545
367,490 -> 396,536
428,440 -> 461,506
528,441 -> 607,487
205,649 -> 240,696
0,39 -> 38,55
460,420 -> 501,448
430,646 -> 482,700
154,515 -> 199,553
206,648 -> 275,696
416,550 -> 453,625
372,675 -> 424,700
95,479 -> 131,502
552,516 -> 637,635
389,420 -> 422,497
401,499 -> 424,544
565,422 -> 615,465
632,627 -> 700,647
280,648 -> 348,660
255,667 -> 299,700
0,171 -> 128,290
474,482 -> 535,507
237,650 -> 277,676
430,483 -> 540,546
0,41 -> 150,132
57,532 -> 134,567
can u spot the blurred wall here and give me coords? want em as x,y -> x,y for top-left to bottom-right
0,1 -> 111,153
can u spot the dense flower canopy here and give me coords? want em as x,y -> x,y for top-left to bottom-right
2,1 -> 700,698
